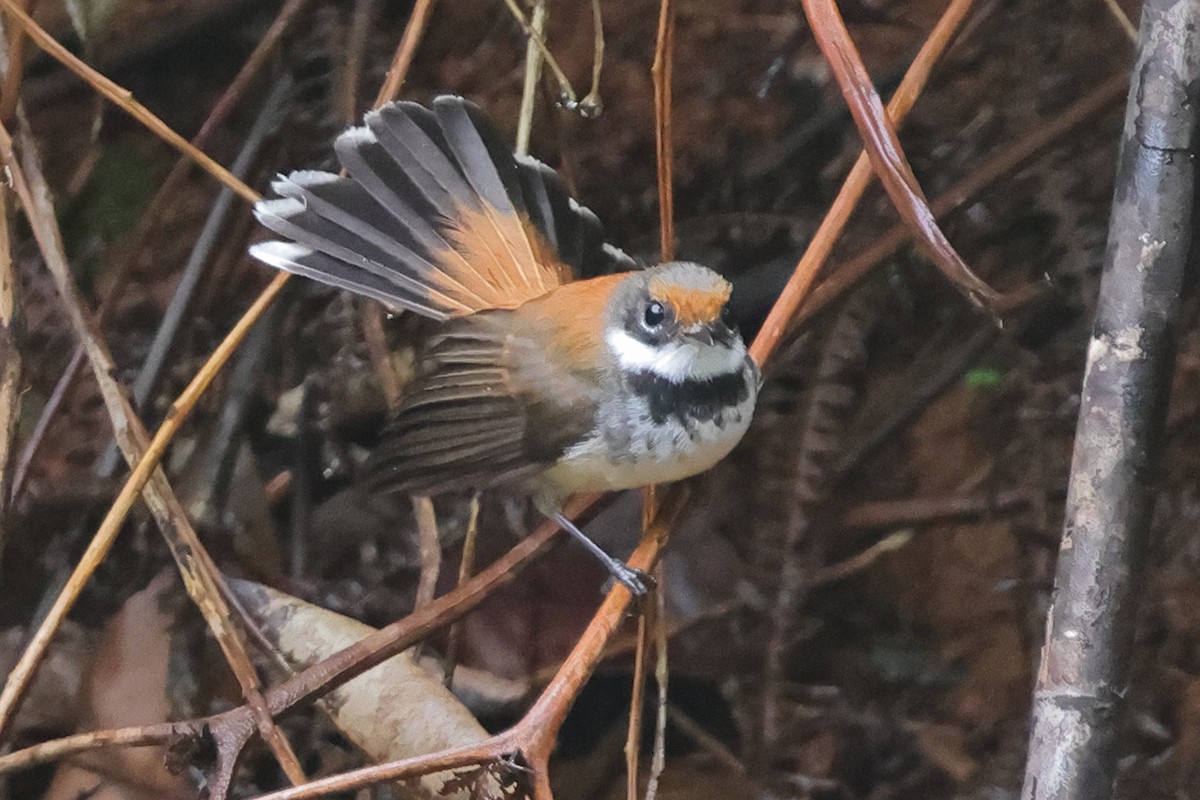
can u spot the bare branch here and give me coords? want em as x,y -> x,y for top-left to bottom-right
1021,2 -> 1200,797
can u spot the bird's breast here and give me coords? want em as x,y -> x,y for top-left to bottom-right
538,358 -> 759,498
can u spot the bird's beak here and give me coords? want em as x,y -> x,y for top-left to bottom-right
685,327 -> 716,346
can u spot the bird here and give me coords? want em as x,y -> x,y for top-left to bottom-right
249,96 -> 760,594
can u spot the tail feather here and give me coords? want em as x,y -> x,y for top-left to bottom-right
250,95 -> 637,319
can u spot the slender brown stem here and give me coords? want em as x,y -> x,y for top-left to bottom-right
800,0 -> 1008,316
0,185 -> 17,559
749,0 -> 978,366
373,0 -> 437,106
792,74 -> 1126,331
651,0 -> 676,262
625,611 -> 651,799
644,576 -> 668,800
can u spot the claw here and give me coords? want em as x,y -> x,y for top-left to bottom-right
610,564 -> 653,596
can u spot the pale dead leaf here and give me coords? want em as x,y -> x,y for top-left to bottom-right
230,579 -> 502,799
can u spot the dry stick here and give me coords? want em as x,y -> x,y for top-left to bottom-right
8,345 -> 80,503
799,0 -> 1008,318
650,0 -> 676,262
643,573 -> 668,800
581,0 -> 604,111
0,0 -> 33,120
792,74 -> 1127,331
500,0 -> 578,108
373,0 -> 436,106
624,611 -> 651,800
0,123 -> 307,784
0,186 -> 17,557
0,0 -> 256,203
749,0 -> 977,366
0,720 -> 205,773
839,489 -> 1034,531
443,492 -> 481,687
10,0 -> 310,487
1021,3 -> 1199,798
515,0 -> 546,156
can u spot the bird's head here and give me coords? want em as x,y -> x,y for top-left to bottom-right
604,262 -> 746,383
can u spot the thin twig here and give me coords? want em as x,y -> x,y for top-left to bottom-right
799,0 -> 1011,317
0,0 -> 257,203
0,0 -> 32,120
515,0 -> 546,156
0,720 -> 206,773
0,184 -> 17,560
373,0 -> 437,106
625,610 -> 651,800
412,496 -> 442,609
0,118 -> 307,782
444,491 -> 481,688
840,489 -> 1035,530
650,0 -> 676,261
8,344 -> 80,503
500,0 -> 578,108
809,531 -> 911,587
793,74 -> 1127,330
666,703 -> 746,775
749,0 -> 979,366
580,0 -> 605,113
644,570 -> 668,800
340,0 -> 377,124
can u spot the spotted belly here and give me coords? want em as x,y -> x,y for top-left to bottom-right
538,361 -> 759,499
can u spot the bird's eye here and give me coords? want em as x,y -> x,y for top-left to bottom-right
644,301 -> 666,328
720,304 -> 734,325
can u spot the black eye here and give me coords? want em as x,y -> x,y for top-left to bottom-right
720,304 -> 734,325
644,301 -> 666,328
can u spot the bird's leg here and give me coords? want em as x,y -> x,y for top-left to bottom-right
552,512 -> 651,596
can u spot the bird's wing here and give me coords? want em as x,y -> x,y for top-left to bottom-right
250,96 -> 635,320
360,312 -> 599,496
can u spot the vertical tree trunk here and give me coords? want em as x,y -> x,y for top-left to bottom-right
1021,2 -> 1200,798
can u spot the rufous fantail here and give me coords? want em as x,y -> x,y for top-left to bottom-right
250,96 -> 760,593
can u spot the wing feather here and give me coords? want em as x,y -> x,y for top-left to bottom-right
361,314 -> 596,496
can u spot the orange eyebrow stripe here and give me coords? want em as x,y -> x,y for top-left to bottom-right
648,278 -> 731,326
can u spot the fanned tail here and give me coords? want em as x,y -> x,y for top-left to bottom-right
250,96 -> 636,320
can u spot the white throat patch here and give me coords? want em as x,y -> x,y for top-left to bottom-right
606,329 -> 745,383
